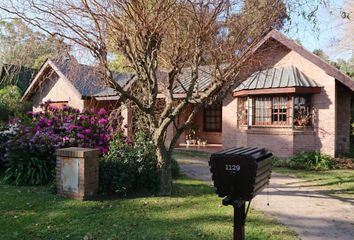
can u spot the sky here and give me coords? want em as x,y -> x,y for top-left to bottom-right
284,0 -> 353,61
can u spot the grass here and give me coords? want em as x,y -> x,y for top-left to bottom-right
274,167 -> 354,200
173,149 -> 211,159
0,177 -> 298,240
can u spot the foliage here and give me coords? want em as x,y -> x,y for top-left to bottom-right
0,19 -> 68,69
99,130 -> 159,195
312,48 -> 353,78
1,101 -> 112,185
0,85 -> 29,123
0,119 -> 20,172
274,152 -> 333,170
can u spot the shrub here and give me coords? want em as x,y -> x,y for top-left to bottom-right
1,101 -> 113,185
0,85 -> 29,123
99,130 -> 159,195
287,151 -> 333,170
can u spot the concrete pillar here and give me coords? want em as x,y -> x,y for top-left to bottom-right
56,147 -> 100,200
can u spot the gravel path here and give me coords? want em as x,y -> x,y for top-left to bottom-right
176,155 -> 354,240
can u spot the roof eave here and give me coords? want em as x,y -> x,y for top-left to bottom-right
233,86 -> 322,97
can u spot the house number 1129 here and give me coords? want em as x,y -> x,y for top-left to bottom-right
225,164 -> 241,171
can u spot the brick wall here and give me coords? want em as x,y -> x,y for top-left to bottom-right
275,50 -> 337,156
222,40 -> 342,158
336,82 -> 352,153
56,148 -> 99,200
222,93 -> 238,147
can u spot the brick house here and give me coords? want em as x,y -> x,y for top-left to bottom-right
22,30 -> 354,157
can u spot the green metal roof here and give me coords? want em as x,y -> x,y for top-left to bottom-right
233,65 -> 321,92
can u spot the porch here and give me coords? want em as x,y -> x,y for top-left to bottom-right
174,103 -> 223,147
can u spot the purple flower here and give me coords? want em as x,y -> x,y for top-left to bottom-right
84,129 -> 92,134
80,115 -> 88,121
63,136 -> 69,142
26,111 -> 34,117
68,124 -> 76,131
98,118 -> 108,125
97,108 -> 107,116
77,133 -> 85,139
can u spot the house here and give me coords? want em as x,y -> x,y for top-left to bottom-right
221,30 -> 354,157
22,30 -> 354,158
21,58 -> 134,133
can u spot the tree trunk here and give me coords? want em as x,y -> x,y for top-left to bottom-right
155,140 -> 172,196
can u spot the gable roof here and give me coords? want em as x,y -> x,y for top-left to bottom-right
21,59 -> 133,101
0,64 -> 37,92
234,65 -> 321,92
254,29 -> 354,91
164,30 -> 354,97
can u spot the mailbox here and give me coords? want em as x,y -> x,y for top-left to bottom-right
209,146 -> 273,201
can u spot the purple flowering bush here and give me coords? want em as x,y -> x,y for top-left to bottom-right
2,101 -> 114,185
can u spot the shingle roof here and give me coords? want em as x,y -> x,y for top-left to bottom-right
54,59 -> 133,97
233,65 -> 321,92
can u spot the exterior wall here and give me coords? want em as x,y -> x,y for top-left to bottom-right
223,44 -> 341,157
32,73 -> 84,112
175,104 -> 222,145
274,49 -> 337,156
245,128 -> 294,158
293,130 -> 316,154
222,93 -> 238,148
336,82 -> 352,153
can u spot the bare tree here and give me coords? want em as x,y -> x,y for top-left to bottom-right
0,0 -> 324,194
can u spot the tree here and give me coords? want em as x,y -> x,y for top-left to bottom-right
0,19 -> 69,69
313,49 -> 330,62
335,56 -> 354,78
0,0 -> 325,194
0,85 -> 29,122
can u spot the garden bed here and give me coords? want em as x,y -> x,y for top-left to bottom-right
0,177 -> 298,240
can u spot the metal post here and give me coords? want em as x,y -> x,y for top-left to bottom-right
233,202 -> 246,240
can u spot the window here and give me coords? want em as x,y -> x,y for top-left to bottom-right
253,96 -> 290,126
239,95 -> 313,127
237,97 -> 248,125
254,97 -> 272,125
294,96 -> 311,126
271,96 -> 288,125
204,104 -> 222,132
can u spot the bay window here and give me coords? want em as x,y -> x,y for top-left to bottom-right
238,95 -> 311,127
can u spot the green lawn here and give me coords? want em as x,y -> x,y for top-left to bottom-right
173,150 -> 211,159
274,167 -> 354,200
0,177 -> 298,240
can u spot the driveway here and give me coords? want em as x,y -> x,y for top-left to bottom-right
176,154 -> 354,240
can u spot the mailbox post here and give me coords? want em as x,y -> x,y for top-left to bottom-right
209,147 -> 273,240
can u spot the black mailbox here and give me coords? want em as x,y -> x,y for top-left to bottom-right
209,146 -> 273,201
